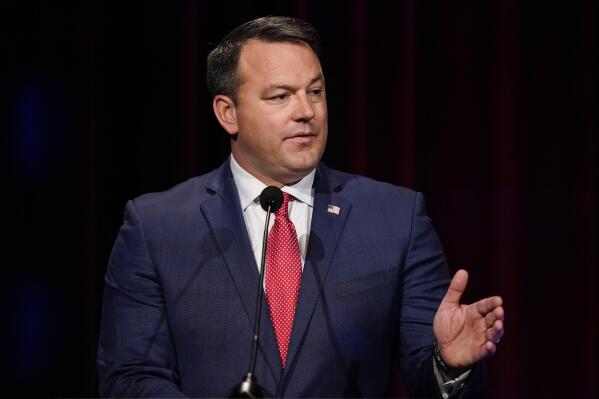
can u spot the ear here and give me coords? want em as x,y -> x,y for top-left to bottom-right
212,95 -> 238,135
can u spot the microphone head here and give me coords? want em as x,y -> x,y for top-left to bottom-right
260,186 -> 284,212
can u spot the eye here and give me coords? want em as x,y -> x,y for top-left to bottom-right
308,88 -> 324,97
268,92 -> 290,101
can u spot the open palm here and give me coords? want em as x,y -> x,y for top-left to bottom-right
433,270 -> 504,368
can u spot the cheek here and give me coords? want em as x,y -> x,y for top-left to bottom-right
239,117 -> 283,155
241,105 -> 286,132
259,116 -> 291,148
318,103 -> 328,122
236,104 -> 295,152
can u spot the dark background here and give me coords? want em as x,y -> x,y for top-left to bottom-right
4,0 -> 597,398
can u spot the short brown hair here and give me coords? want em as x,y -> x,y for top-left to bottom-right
206,16 -> 321,101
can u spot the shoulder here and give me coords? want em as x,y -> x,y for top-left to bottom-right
134,172 -> 212,207
126,164 -> 225,222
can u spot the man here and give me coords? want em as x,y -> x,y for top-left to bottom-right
98,16 -> 504,398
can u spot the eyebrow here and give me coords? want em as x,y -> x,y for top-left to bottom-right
265,74 -> 325,92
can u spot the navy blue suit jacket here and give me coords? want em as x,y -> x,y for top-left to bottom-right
98,161 -> 485,398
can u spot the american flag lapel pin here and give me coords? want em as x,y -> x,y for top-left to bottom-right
327,204 -> 341,215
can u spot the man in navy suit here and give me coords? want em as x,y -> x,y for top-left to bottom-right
98,16 -> 504,398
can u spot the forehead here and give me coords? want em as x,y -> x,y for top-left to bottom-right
237,39 -> 323,86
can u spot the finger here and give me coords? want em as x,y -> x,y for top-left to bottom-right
486,320 -> 504,342
474,339 -> 499,362
475,296 -> 503,315
493,329 -> 504,344
483,340 -> 497,357
442,269 -> 469,305
494,306 -> 505,321
484,306 -> 504,327
484,311 -> 497,328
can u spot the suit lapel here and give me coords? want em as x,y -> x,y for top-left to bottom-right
283,165 -> 352,378
200,162 -> 281,384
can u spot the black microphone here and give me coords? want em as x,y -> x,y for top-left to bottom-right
260,186 -> 284,213
229,186 -> 283,399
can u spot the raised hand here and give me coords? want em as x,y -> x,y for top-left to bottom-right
433,269 -> 504,368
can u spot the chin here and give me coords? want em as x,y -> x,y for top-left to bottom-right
279,163 -> 315,182
296,149 -> 322,166
291,158 -> 319,173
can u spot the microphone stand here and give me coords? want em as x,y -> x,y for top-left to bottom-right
229,204 -> 275,399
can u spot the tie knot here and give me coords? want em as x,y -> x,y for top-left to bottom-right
276,192 -> 295,218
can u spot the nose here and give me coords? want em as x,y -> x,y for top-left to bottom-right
291,92 -> 315,123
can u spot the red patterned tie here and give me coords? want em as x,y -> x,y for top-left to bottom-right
265,192 -> 302,368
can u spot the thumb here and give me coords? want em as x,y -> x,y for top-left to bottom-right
442,269 -> 469,306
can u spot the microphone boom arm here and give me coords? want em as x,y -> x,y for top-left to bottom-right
247,204 -> 272,379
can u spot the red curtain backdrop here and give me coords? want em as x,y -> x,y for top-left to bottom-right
5,1 -> 596,398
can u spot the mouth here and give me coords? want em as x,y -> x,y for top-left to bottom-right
285,132 -> 317,143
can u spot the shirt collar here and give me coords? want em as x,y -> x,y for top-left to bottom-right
229,154 -> 315,211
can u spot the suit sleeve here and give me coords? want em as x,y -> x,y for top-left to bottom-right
97,200 -> 186,398
398,192 -> 487,398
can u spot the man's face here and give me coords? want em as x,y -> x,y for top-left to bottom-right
228,39 -> 328,186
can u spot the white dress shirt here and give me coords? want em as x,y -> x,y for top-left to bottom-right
229,154 -> 315,272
